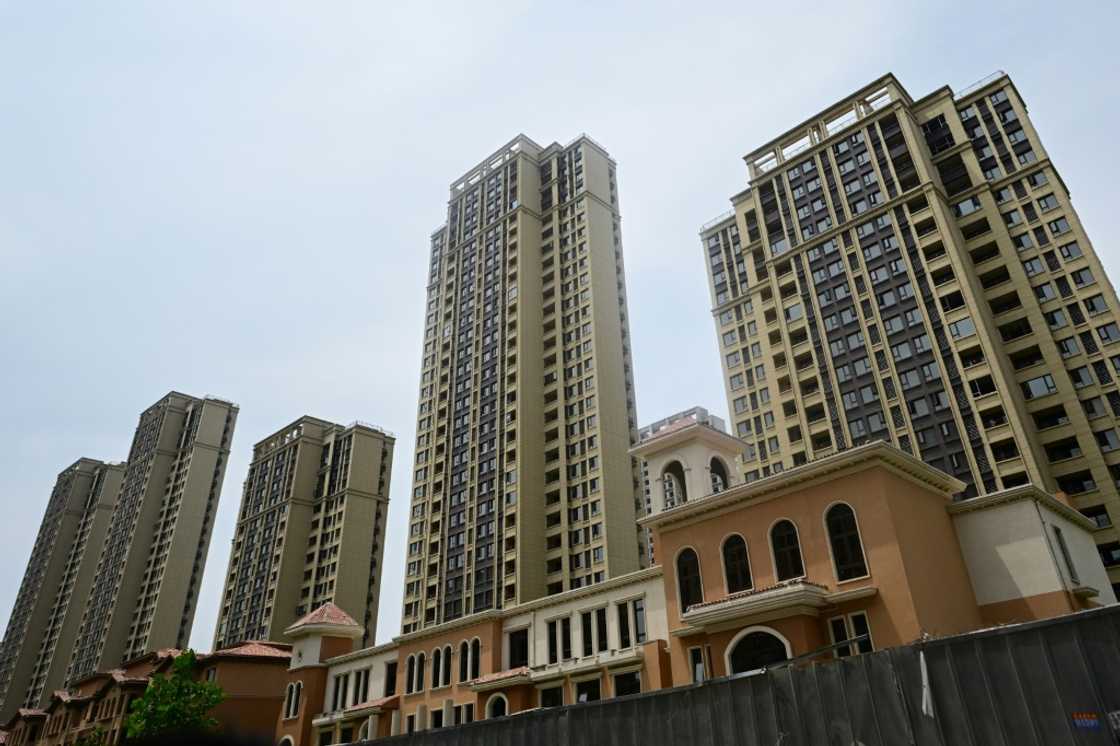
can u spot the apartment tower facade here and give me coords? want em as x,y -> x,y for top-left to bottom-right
402,135 -> 642,633
0,459 -> 125,721
214,417 -> 394,649
64,392 -> 238,683
701,72 -> 1120,596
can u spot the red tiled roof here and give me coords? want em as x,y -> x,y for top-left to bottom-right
210,641 -> 291,659
289,602 -> 360,629
110,670 -> 150,685
345,694 -> 398,712
643,416 -> 700,442
471,666 -> 530,685
687,580 -> 828,611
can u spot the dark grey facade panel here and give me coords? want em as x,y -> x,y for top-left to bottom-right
367,605 -> 1120,745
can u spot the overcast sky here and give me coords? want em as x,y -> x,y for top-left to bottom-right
2,0 -> 1118,650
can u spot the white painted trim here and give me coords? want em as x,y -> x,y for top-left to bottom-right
485,692 -> 509,719
723,625 -> 793,675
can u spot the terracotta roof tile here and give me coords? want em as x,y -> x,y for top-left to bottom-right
344,694 -> 398,712
471,666 -> 530,685
687,580 -> 828,611
289,602 -> 360,629
211,642 -> 291,659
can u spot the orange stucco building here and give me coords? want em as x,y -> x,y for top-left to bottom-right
1,643 -> 290,746
272,420 -> 1114,746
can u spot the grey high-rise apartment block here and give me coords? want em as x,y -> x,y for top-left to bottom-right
401,135 -> 643,633
213,417 -> 394,649
0,459 -> 124,722
64,392 -> 238,682
702,72 -> 1120,597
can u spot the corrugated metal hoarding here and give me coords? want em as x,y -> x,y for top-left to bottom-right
369,604 -> 1120,745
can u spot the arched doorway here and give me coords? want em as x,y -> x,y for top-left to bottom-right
726,628 -> 790,674
486,693 -> 508,718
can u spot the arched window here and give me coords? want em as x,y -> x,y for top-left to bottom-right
676,548 -> 703,611
826,504 -> 868,581
722,535 -> 752,593
710,458 -> 729,494
442,645 -> 452,687
486,693 -> 508,719
431,648 -> 442,688
459,641 -> 469,682
771,520 -> 805,581
662,461 -> 688,506
415,652 -> 426,692
282,681 -> 301,719
405,655 -> 415,694
470,639 -> 481,680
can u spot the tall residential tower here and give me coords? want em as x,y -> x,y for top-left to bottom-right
0,459 -> 124,721
701,73 -> 1120,597
65,392 -> 238,682
402,135 -> 642,633
213,417 -> 394,649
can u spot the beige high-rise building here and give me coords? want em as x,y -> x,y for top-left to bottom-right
401,134 -> 643,633
213,417 -> 394,649
64,392 -> 238,682
0,459 -> 125,721
701,72 -> 1120,598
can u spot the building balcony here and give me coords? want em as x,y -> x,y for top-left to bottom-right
678,579 -> 878,632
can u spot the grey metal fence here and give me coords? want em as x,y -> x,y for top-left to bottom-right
371,604 -> 1120,745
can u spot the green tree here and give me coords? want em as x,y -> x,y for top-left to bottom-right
125,650 -> 224,739
73,727 -> 106,746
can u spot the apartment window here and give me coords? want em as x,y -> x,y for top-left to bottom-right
1022,257 -> 1044,277
1098,324 -> 1120,345
614,671 -> 642,697
1070,366 -> 1094,389
1071,268 -> 1095,288
1038,194 -> 1059,212
1047,217 -> 1071,236
689,647 -> 707,683
1085,295 -> 1108,316
575,678 -> 601,703
949,318 -> 976,340
1081,504 -> 1113,530
1058,241 -> 1083,261
540,686 -> 563,708
722,535 -> 752,593
828,612 -> 874,658
771,520 -> 804,581
508,628 -> 529,668
826,504 -> 868,581
1095,429 -> 1120,453
676,549 -> 703,611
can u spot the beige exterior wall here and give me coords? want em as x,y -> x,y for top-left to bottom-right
0,460 -> 124,720
951,489 -> 1116,609
66,392 -> 238,683
702,72 -> 1120,596
402,135 -> 642,634
215,418 -> 394,649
